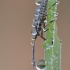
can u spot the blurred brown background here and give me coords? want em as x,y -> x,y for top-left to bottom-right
0,0 -> 70,70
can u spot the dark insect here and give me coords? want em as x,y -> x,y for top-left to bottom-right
31,0 -> 48,41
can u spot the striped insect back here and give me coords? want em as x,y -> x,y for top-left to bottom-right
31,0 -> 48,69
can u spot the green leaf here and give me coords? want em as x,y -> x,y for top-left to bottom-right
42,0 -> 61,70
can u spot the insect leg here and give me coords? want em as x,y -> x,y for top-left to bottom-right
43,17 -> 56,29
47,1 -> 59,11
39,34 -> 46,41
38,28 -> 46,41
32,45 -> 35,69
42,21 -> 49,32
31,34 -> 38,68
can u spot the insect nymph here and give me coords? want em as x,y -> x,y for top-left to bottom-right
31,0 -> 48,42
31,0 -> 48,68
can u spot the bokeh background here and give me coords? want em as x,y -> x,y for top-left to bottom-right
0,0 -> 70,70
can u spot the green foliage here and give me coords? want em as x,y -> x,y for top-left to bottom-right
42,0 -> 61,70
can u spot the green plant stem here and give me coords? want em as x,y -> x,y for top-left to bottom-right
43,0 -> 61,70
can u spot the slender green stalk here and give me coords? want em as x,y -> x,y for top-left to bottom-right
43,0 -> 61,70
